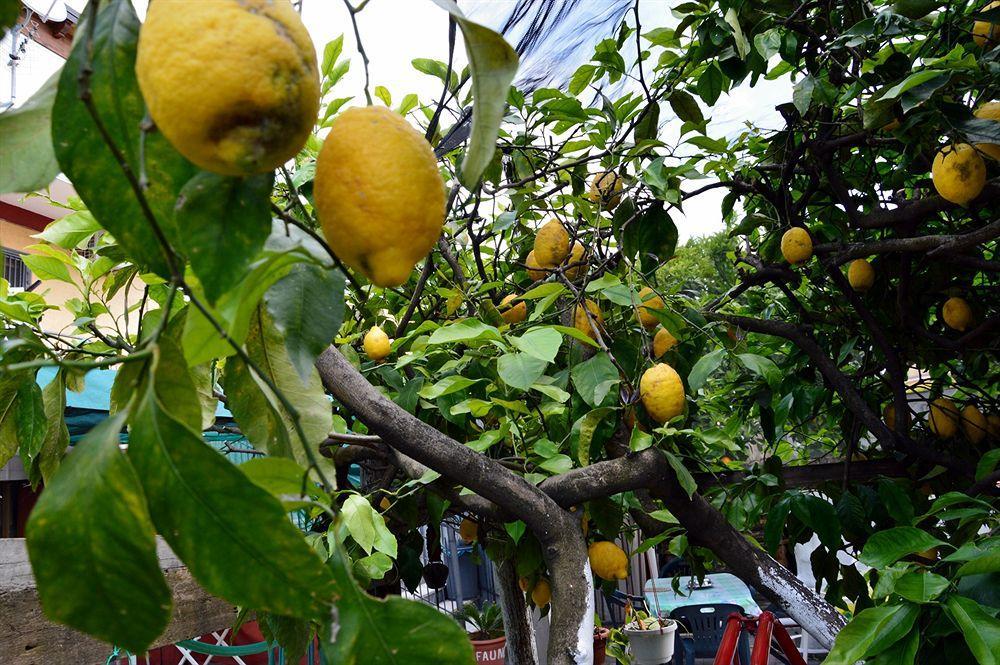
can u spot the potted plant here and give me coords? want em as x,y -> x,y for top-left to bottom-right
606,609 -> 677,665
593,619 -> 611,664
453,602 -> 506,665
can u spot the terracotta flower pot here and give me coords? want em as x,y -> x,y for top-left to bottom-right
593,627 -> 610,664
470,635 -> 506,665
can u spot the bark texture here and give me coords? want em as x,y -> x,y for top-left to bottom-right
495,559 -> 539,665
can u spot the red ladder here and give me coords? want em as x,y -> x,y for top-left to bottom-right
713,611 -> 807,665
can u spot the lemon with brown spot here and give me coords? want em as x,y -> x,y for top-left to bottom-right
315,106 -> 445,286
534,219 -> 570,266
635,287 -> 665,329
961,404 -> 988,443
588,171 -> 624,210
564,242 -> 588,280
929,398 -> 960,438
942,296 -> 973,331
653,327 -> 679,358
847,259 -> 875,292
973,102 -> 1000,160
363,326 -> 391,362
884,403 -> 909,432
932,144 -> 986,205
974,1 -> 1000,47
987,414 -> 1000,440
589,541 -> 629,581
574,299 -> 604,339
780,227 -> 813,265
137,0 -> 319,175
499,294 -> 527,324
640,363 -> 685,424
525,250 -> 549,281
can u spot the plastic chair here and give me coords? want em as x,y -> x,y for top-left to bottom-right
658,556 -> 692,578
670,604 -> 750,665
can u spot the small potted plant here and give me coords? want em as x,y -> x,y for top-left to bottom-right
453,602 -> 506,665
593,618 -> 611,664
605,608 -> 676,665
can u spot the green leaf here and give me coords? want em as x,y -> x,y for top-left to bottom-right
15,379 -> 47,473
174,171 -> 274,304
634,102 -> 660,141
374,85 -> 392,106
893,572 -> 949,603
265,263 -> 345,382
0,71 -> 60,194
723,8 -> 750,59
241,456 -> 326,510
791,494 -> 840,549
792,75 -> 815,115
667,89 -> 703,123
956,550 -> 1000,577
427,318 -> 504,346
571,352 -> 619,408
21,253 -> 73,283
576,407 -> 615,465
877,70 -> 945,102
1,0 -> 19,31
511,326 -> 562,362
695,64 -> 725,105
341,494 -> 397,558
35,211 -> 102,249
497,352 -> 549,391
945,595 -> 1000,665
321,35 -> 345,78
25,413 -> 171,653
737,353 -> 781,387
52,0 -> 197,277
824,604 -> 919,665
688,349 -> 725,391
323,545 -> 474,664
224,307 -> 334,480
664,451 -> 697,499
430,0 -> 519,188
130,343 -> 334,619
35,371 -> 69,484
419,375 -> 484,399
622,202 -> 677,261
860,527 -> 945,568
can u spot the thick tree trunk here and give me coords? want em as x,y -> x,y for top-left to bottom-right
495,559 -> 538,665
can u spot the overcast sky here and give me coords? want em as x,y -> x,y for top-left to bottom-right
34,0 -> 792,241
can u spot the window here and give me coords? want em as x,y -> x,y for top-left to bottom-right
2,248 -> 32,290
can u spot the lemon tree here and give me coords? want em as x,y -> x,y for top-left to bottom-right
0,0 -> 997,663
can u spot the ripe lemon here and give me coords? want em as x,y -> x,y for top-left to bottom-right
653,327 -> 678,358
136,0 -> 319,176
525,250 -> 549,281
640,363 -> 685,424
315,106 -> 445,286
961,404 -> 988,443
928,397 -> 960,438
531,578 -> 551,607
588,171 -> 623,210
379,497 -> 391,511
534,219 -> 570,266
932,144 -> 986,205
780,227 -> 813,265
459,518 -> 478,543
847,259 -> 875,292
499,294 -> 527,324
564,242 -> 588,280
974,102 -> 1000,160
883,403 -> 909,432
988,414 -> 1000,440
635,287 -> 665,328
974,1 -> 1000,47
363,326 -> 391,361
589,541 -> 628,581
574,299 -> 604,339
942,296 -> 973,331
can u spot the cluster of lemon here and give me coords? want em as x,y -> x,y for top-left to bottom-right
886,399 -> 1000,443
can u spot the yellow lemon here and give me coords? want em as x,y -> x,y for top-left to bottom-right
459,518 -> 478,543
942,296 -> 973,331
635,287 -> 665,329
530,579 -> 551,607
884,403 -> 909,432
961,404 -> 988,443
653,327 -> 679,358
916,547 -> 938,561
928,397 -> 960,438
574,299 -> 604,339
315,106 -> 445,287
363,326 -> 391,361
379,497 -> 391,511
525,250 -> 550,281
534,219 -> 570,266
932,144 -> 986,205
974,1 -> 1000,47
640,363 -> 685,424
136,0 -> 319,175
780,227 -> 813,265
499,294 -> 527,324
588,171 -> 623,210
589,541 -> 629,581
564,242 -> 588,280
974,102 -> 1000,160
987,414 -> 1000,440
847,259 -> 875,292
